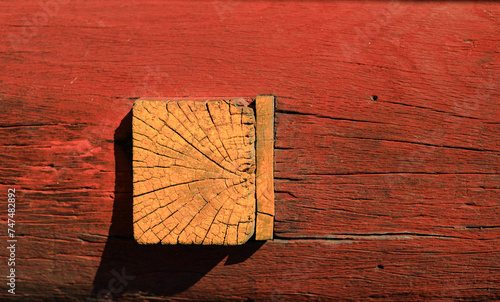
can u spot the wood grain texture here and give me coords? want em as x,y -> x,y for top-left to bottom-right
103,238 -> 500,302
255,95 -> 275,240
0,0 -> 499,300
133,99 -> 255,245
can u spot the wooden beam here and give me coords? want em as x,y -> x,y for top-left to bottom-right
132,99 -> 256,245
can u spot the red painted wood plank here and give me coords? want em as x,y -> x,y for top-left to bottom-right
275,174 -> 500,239
0,0 -> 498,300
8,238 -> 500,301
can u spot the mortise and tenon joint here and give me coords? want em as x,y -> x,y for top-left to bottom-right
132,96 -> 274,245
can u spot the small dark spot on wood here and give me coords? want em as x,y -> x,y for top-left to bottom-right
371,95 -> 378,101
49,163 -> 55,167
377,264 -> 384,269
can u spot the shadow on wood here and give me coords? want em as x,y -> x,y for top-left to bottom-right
90,109 -> 264,300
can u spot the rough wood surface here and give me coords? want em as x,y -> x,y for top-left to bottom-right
0,0 -> 499,301
133,99 -> 256,245
255,95 -> 275,240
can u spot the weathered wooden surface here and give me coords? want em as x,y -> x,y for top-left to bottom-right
133,99 -> 256,245
255,95 -> 275,240
0,0 -> 499,301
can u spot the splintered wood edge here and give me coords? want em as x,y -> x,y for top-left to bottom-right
255,95 -> 275,240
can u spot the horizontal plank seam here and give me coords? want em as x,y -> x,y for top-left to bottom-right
274,233 -> 462,240
325,135 -> 500,153
0,122 -> 89,128
275,109 -> 387,125
275,172 -> 500,178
